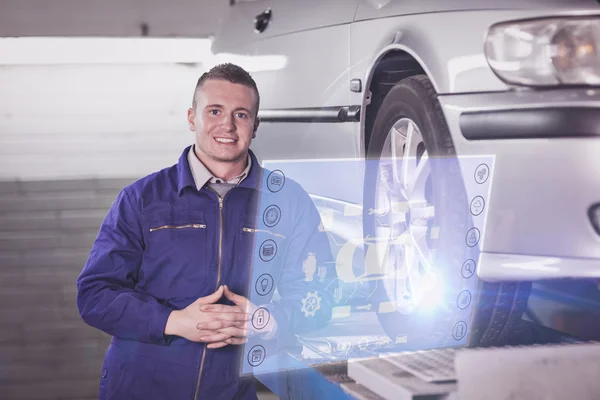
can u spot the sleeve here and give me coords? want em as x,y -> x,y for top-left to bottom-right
76,186 -> 174,345
269,188 -> 336,344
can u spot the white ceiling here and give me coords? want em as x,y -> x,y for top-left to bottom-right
0,0 -> 230,38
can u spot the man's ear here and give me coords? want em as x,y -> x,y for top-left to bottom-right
252,117 -> 260,139
187,108 -> 196,131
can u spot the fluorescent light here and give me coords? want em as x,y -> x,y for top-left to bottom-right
0,37 -> 212,65
0,37 -> 288,72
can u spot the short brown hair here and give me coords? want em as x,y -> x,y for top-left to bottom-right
192,63 -> 260,113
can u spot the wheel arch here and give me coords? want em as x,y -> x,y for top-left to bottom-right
360,45 -> 439,156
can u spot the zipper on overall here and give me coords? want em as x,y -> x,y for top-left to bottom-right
242,227 -> 286,240
149,223 -> 206,232
193,193 -> 224,400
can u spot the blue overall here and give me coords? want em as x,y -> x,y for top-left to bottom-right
76,146 -> 334,399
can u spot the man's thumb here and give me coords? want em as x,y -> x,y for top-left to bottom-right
196,285 -> 223,305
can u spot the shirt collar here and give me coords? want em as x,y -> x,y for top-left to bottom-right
187,145 -> 252,191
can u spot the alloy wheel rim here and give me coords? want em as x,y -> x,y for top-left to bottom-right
371,117 -> 437,315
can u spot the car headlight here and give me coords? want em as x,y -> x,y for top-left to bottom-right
485,17 -> 600,86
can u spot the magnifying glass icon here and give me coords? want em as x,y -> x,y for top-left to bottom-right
462,260 -> 475,278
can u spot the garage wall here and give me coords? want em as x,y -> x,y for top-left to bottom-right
0,1 -> 234,396
0,63 -> 201,181
0,178 -> 134,399
0,59 -> 205,399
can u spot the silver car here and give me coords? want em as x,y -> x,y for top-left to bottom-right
212,0 -> 600,350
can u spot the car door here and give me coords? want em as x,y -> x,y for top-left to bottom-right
211,0 -> 363,204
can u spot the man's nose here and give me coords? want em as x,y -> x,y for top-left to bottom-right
221,114 -> 236,131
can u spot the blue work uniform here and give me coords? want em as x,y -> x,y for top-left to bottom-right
76,146 -> 334,400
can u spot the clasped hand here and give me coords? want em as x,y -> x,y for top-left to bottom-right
165,285 -> 274,349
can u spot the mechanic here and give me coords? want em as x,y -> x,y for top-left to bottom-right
76,63 -> 334,400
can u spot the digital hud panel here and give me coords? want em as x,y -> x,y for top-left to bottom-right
240,155 -> 495,376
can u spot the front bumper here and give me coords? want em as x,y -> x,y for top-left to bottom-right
440,88 -> 600,281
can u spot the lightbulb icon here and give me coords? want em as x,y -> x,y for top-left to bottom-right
256,273 -> 273,296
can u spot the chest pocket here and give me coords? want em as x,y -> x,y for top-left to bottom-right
141,212 -> 209,300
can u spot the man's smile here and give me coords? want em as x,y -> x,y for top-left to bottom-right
214,137 -> 237,144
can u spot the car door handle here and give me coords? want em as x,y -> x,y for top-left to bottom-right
254,8 -> 272,33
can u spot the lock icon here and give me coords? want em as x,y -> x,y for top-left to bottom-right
253,308 -> 270,330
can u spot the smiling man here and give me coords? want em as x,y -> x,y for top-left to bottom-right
189,67 -> 259,182
76,63 -> 335,400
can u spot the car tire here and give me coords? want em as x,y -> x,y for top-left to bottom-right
363,74 -> 531,348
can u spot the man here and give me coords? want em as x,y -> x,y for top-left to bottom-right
77,63 -> 334,400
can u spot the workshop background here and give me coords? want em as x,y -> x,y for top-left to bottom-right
2,1 -> 599,399
0,1 -> 272,399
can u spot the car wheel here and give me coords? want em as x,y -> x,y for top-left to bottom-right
363,74 -> 531,348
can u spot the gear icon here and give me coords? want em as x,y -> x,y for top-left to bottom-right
300,291 -> 322,317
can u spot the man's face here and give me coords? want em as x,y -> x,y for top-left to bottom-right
188,79 -> 259,164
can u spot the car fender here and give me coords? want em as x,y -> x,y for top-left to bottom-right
351,6 -> 600,102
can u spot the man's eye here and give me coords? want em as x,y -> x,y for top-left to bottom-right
236,112 -> 248,119
210,109 -> 220,115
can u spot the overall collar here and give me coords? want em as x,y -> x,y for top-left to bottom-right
187,144 -> 252,190
177,145 -> 263,196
